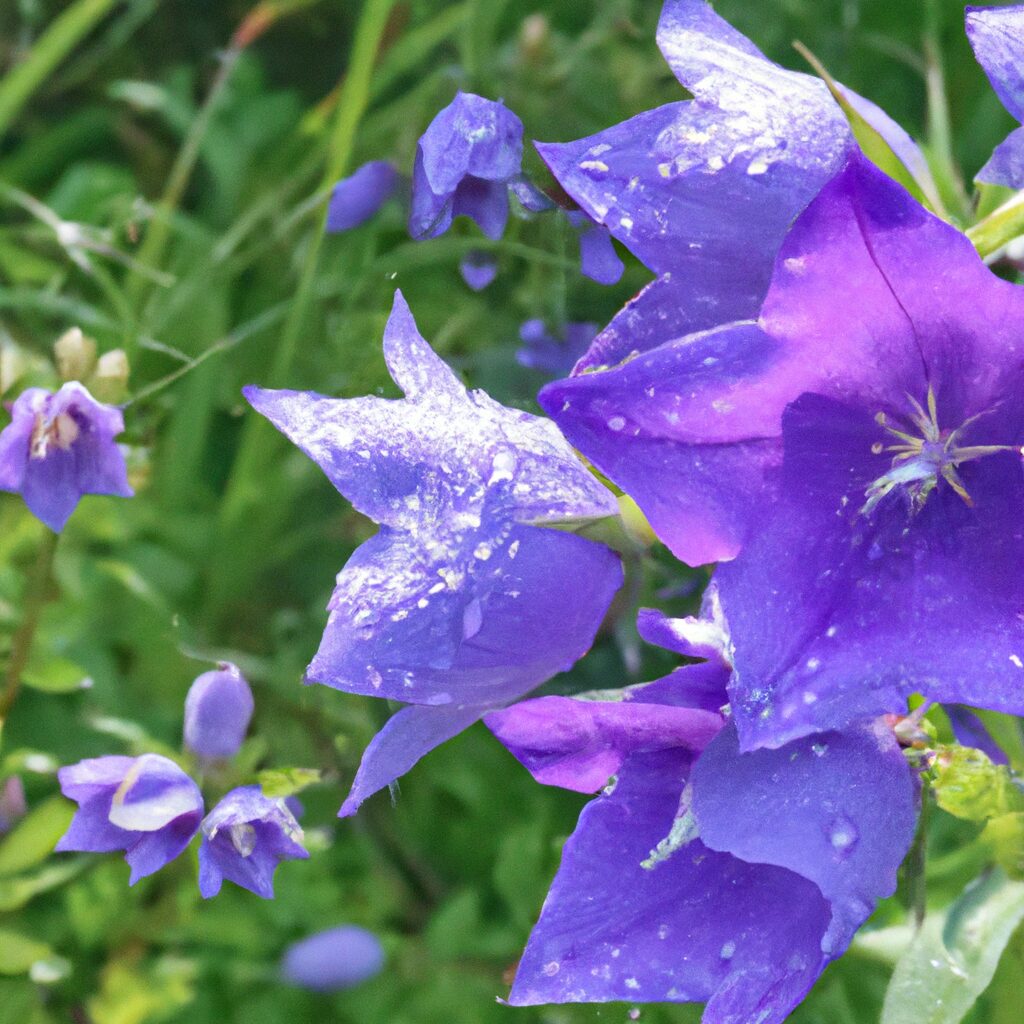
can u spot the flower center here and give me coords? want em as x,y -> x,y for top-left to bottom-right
862,386 -> 1011,515
29,411 -> 80,460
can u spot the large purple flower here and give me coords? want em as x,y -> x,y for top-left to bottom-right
0,381 -> 132,532
198,786 -> 308,899
967,4 -> 1024,187
549,150 -> 1024,749
485,609 -> 917,1020
245,292 -> 621,814
56,754 -> 203,884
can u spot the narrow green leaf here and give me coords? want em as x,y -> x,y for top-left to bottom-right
881,870 -> 1024,1024
22,653 -> 93,694
0,796 -> 74,877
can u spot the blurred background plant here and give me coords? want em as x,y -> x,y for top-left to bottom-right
0,1 -> 1022,1022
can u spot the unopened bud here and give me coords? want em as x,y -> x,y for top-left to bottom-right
520,13 -> 550,62
88,349 -> 130,403
183,662 -> 255,759
53,328 -> 97,383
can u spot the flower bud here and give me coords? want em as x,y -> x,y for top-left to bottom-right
281,926 -> 385,991
88,348 -> 130,403
183,662 -> 254,759
53,327 -> 97,383
0,776 -> 26,834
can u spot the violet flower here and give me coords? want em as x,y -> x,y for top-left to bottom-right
56,754 -> 203,884
183,661 -> 255,759
537,0 -> 938,375
198,786 -> 308,899
281,926 -> 385,992
409,92 -> 524,241
245,291 -> 621,815
517,320 -> 597,376
0,382 -> 132,532
459,250 -> 499,291
485,608 -> 918,1019
0,776 -> 26,835
326,161 -> 400,232
547,149 -> 1024,749
967,5 -> 1024,187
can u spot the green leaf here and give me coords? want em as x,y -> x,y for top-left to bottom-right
257,766 -> 321,798
22,653 -> 93,694
0,930 -> 53,976
881,870 -> 1024,1024
0,796 -> 74,877
0,859 -> 87,911
931,746 -> 1024,822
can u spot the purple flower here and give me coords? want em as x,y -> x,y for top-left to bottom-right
967,5 -> 1024,186
549,148 -> 1024,749
409,92 -> 524,240
198,786 -> 308,899
281,926 -> 385,992
244,292 -> 621,815
183,662 -> 255,759
485,609 -> 918,1018
326,161 -> 400,232
517,320 -> 597,376
0,776 -> 26,835
0,382 -> 132,532
56,754 -> 202,884
459,250 -> 499,291
536,0 -> 936,376
566,211 -> 624,286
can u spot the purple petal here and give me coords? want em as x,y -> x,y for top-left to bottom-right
326,161 -> 399,232
508,749 -> 832,1019
967,6 -> 1024,123
125,813 -> 202,884
450,177 -> 509,240
308,524 -> 621,707
486,692 -> 723,793
459,251 -> 498,291
691,721 -> 919,951
946,706 -> 1010,766
977,125 -> 1024,187
183,662 -> 255,759
281,926 -> 385,992
106,754 -> 203,833
577,221 -> 624,285
516,321 -> 597,376
339,703 -> 485,817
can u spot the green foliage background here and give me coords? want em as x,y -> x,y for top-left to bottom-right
0,1 -> 1023,1022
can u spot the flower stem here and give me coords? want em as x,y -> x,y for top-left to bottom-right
0,530 -> 59,723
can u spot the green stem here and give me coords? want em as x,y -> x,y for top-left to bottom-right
967,189 -> 1024,258
208,0 -> 395,616
0,530 -> 58,722
0,0 -> 123,142
906,776 -> 931,930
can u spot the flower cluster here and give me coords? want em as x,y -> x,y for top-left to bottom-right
55,663 -> 309,897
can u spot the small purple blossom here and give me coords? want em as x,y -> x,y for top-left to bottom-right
245,292 -> 621,815
0,381 -> 132,532
0,776 -> 26,835
566,211 -> 624,286
459,250 -> 499,291
198,785 -> 308,899
326,160 -> 400,232
485,609 -> 918,1018
967,5 -> 1024,186
517,320 -> 597,376
56,754 -> 202,884
409,92 -> 524,240
281,926 -> 385,992
183,661 -> 255,759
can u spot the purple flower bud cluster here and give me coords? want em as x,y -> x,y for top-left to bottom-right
56,663 -> 308,898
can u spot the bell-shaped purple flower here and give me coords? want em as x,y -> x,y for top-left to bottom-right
0,382 -> 132,532
281,926 -> 385,991
485,608 -> 918,1019
198,785 -> 308,899
245,291 -> 621,815
326,161 -> 400,232
183,662 -> 255,759
409,92 -> 524,240
967,5 -> 1024,187
56,754 -> 203,884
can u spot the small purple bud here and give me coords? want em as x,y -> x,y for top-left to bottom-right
56,754 -> 203,884
326,161 -> 400,232
459,250 -> 499,291
183,662 -> 254,759
281,926 -> 385,992
0,382 -> 133,532
198,786 -> 308,899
